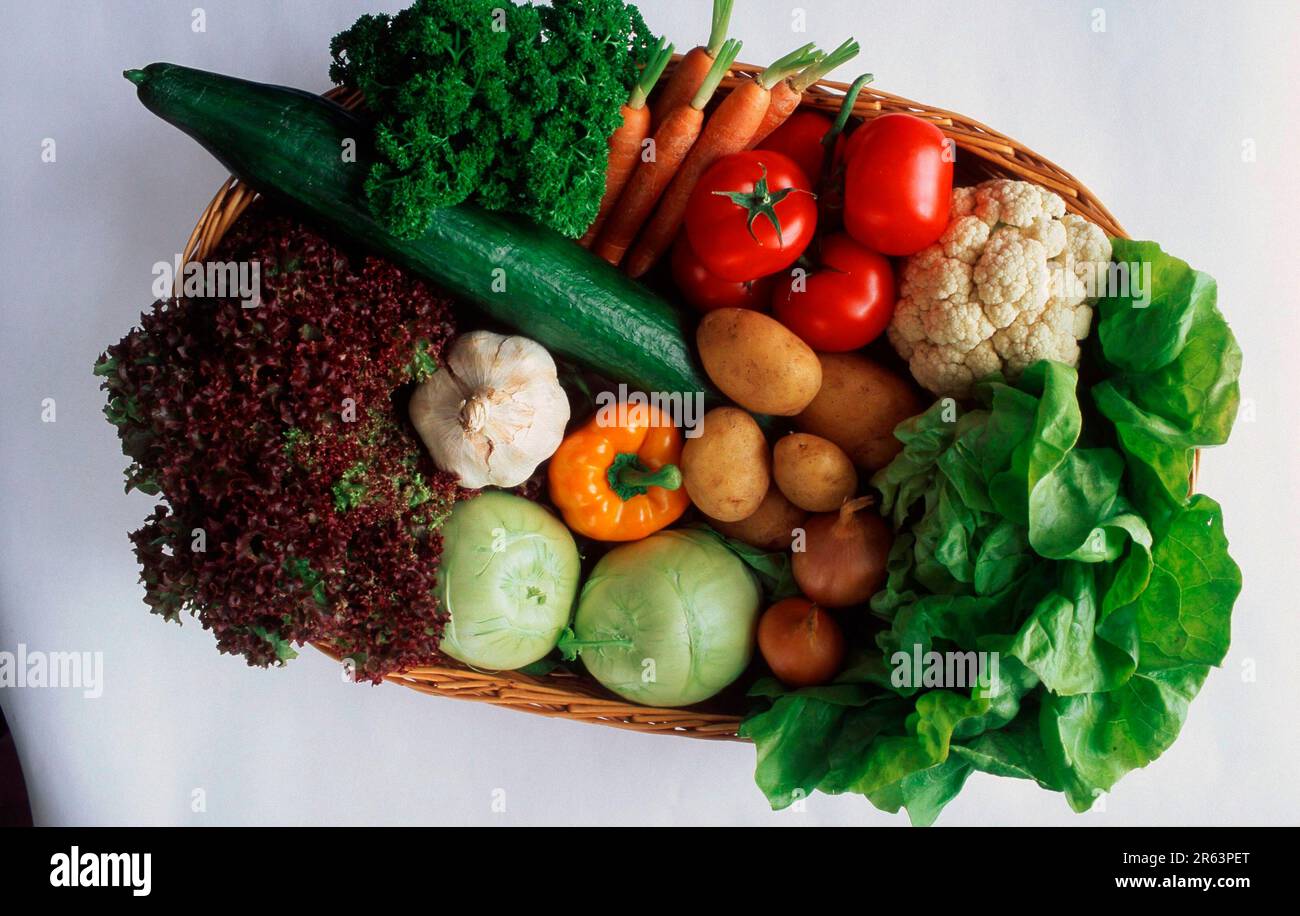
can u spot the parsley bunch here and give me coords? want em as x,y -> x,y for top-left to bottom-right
330,0 -> 654,239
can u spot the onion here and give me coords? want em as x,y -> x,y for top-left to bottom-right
758,597 -> 846,687
792,496 -> 891,607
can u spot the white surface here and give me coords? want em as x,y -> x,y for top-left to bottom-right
1,0 -> 1297,826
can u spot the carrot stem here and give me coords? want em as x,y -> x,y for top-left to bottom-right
791,38 -> 860,92
757,43 -> 821,90
648,0 -> 734,125
747,41 -> 857,150
706,0 -> 734,58
690,37 -> 743,110
630,37 -> 675,109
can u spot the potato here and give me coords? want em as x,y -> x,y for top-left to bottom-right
697,309 -> 822,416
710,483 -> 808,551
681,407 -> 770,522
772,433 -> 858,512
795,353 -> 925,471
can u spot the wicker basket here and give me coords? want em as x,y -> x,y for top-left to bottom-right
182,60 -> 1141,741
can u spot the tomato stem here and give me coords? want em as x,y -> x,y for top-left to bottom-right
824,72 -> 876,148
712,163 -> 814,245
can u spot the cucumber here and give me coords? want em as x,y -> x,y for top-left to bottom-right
125,63 -> 715,403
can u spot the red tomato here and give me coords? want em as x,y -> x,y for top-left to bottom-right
843,113 -> 953,256
772,234 -> 895,351
758,110 -> 834,183
670,233 -> 776,313
685,150 -> 817,282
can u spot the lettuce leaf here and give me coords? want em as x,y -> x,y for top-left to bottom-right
1134,494 -> 1240,670
1040,664 -> 1209,811
1092,239 -> 1242,525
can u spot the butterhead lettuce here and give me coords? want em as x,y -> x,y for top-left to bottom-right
741,241 -> 1243,823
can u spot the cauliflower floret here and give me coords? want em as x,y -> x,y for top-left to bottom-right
896,338 -> 1003,401
1053,213 -> 1114,307
972,229 -> 1051,328
972,179 -> 1066,229
941,215 -> 991,264
889,179 -> 1113,398
895,247 -> 994,353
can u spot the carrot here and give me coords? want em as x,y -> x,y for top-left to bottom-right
746,39 -> 860,150
580,38 -> 674,248
624,43 -> 822,279
649,0 -> 734,126
594,39 -> 742,267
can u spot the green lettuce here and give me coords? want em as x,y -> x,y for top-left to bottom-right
742,240 -> 1242,824
1092,239 -> 1242,526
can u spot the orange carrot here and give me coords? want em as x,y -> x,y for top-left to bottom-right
625,43 -> 822,278
649,0 -> 734,126
747,79 -> 804,152
580,38 -> 674,248
746,39 -> 860,150
594,39 -> 742,267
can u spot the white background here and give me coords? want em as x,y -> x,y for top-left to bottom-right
1,0 -> 1297,826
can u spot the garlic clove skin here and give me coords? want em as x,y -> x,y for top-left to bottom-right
410,330 -> 569,488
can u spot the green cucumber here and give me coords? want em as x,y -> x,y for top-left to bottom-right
124,63 -> 715,403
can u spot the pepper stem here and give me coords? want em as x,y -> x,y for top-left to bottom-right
607,452 -> 682,501
621,462 -> 682,491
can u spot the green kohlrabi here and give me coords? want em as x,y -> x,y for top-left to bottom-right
436,491 -> 580,670
564,529 -> 761,707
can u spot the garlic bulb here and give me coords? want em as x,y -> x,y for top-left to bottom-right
410,331 -> 569,488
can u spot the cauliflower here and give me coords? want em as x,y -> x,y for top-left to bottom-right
889,179 -> 1113,398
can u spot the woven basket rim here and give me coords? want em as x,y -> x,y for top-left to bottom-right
181,61 -> 1161,741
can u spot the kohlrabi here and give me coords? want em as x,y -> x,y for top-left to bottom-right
563,529 -> 761,707
436,491 -> 580,670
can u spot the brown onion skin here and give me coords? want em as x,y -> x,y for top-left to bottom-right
758,597 -> 846,687
792,497 -> 891,607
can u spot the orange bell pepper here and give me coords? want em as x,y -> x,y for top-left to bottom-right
548,404 -> 690,541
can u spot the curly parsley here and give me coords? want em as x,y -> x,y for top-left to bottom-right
330,0 -> 655,239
